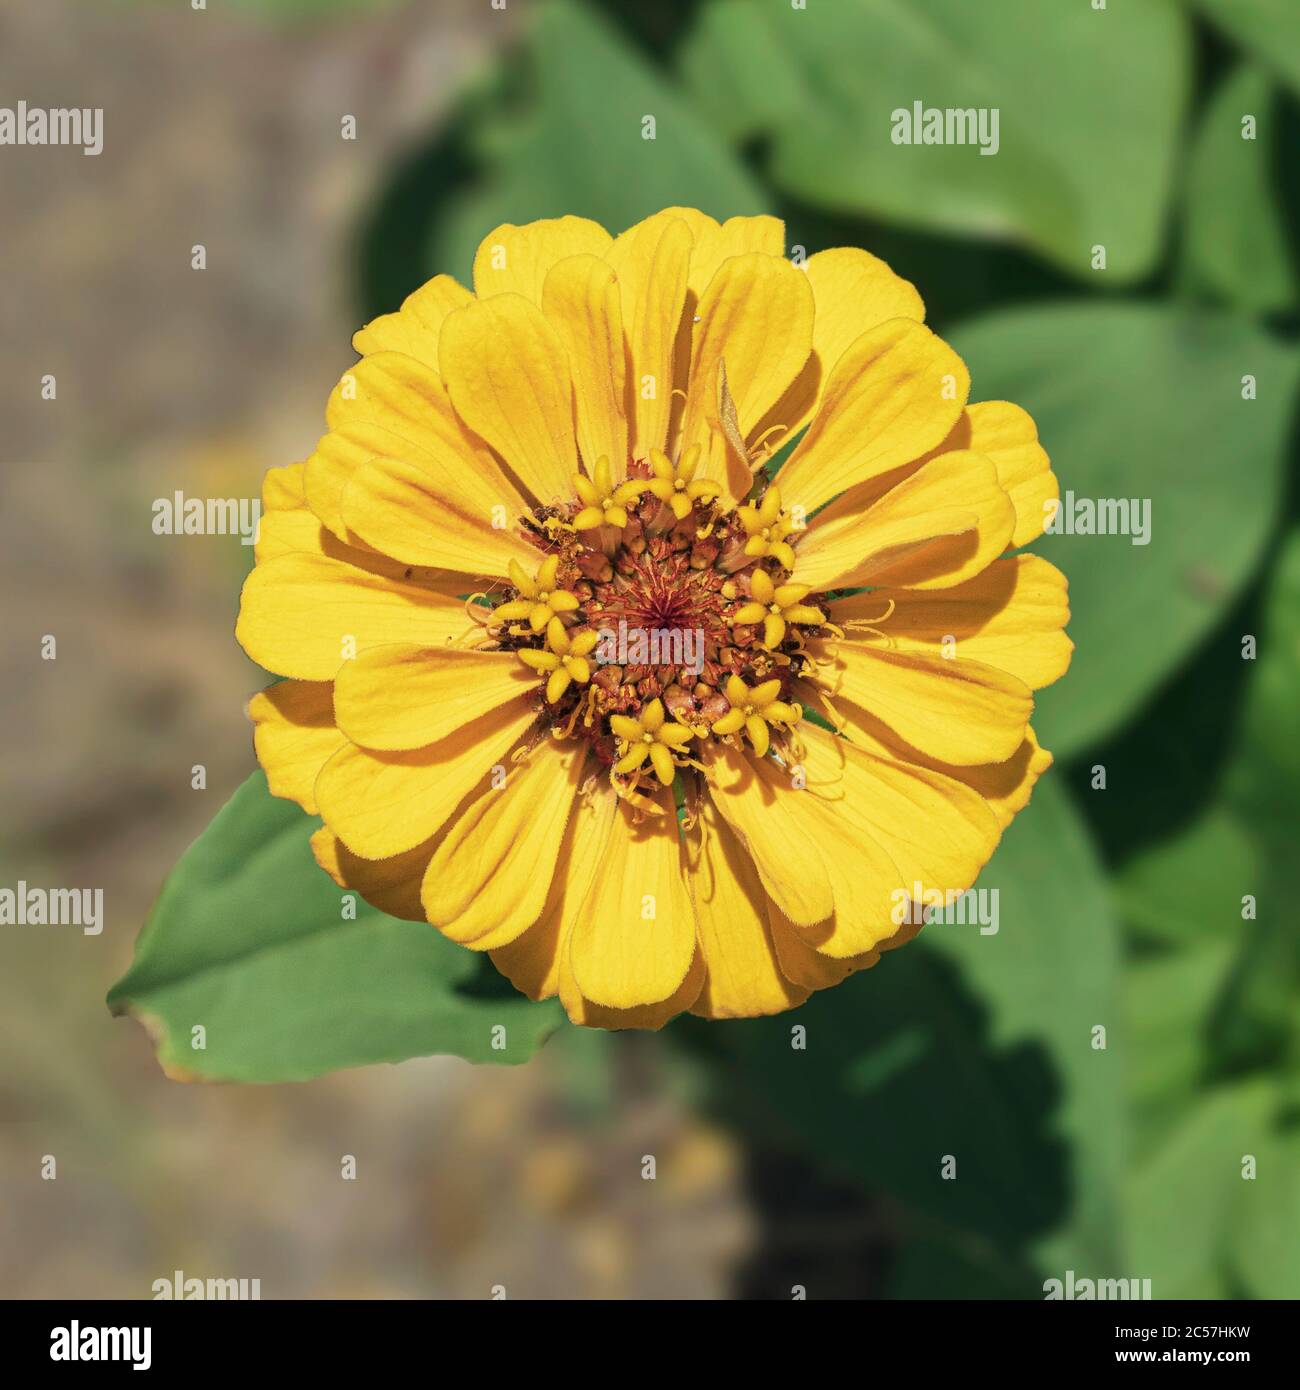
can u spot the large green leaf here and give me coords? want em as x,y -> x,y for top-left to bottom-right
107,774 -> 563,1082
1228,1121 -> 1300,1299
1181,65 -> 1296,314
1229,531 -> 1300,825
1125,1079 -> 1276,1297
1189,0 -> 1300,102
1123,944 -> 1237,1156
949,303 -> 1299,760
678,0 -> 1191,282
428,0 -> 765,283
1115,807 -> 1260,950
717,776 -> 1123,1280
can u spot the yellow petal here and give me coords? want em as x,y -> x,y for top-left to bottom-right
352,274 -> 474,371
248,680 -> 344,815
310,825 -> 433,922
423,742 -> 587,947
721,734 -> 907,959
679,252 -> 814,497
777,319 -> 969,517
262,460 -> 307,512
315,354 -> 521,538
440,293 -> 578,506
832,555 -> 1072,690
954,400 -> 1058,547
340,453 -> 537,578
766,900 -> 880,990
952,727 -> 1054,830
796,724 -> 1001,919
793,449 -> 1012,591
253,502 -> 467,590
688,797 -> 809,1018
664,208 -> 785,299
473,216 -> 612,303
604,212 -> 693,461
822,641 -> 1033,766
236,552 -> 475,681
811,684 -> 1057,835
315,696 -> 537,859
568,790 -> 698,1009
562,948 -> 705,1032
701,742 -> 833,927
334,646 -> 536,751
755,247 -> 927,450
489,786 -> 617,1001
254,505 -> 330,565
860,451 -> 1017,590
542,254 -> 629,477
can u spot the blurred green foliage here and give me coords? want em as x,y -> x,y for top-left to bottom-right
121,0 -> 1300,1296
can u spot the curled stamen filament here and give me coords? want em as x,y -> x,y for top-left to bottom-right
750,422 -> 789,464
610,764 -> 665,817
841,598 -> 897,629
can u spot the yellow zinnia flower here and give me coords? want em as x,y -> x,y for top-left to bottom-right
237,208 -> 1072,1030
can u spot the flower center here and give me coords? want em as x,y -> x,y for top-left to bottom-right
489,455 -> 828,786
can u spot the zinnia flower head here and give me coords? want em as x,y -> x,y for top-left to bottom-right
237,208 -> 1071,1030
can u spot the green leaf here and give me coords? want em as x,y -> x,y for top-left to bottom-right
1229,530 -> 1300,826
1228,1122 -> 1300,1299
1115,807 -> 1260,949
949,303 -> 1299,759
1180,65 -> 1296,314
678,0 -> 1191,282
1188,0 -> 1300,103
1115,808 -> 1264,1149
428,0 -> 766,283
1124,944 -> 1237,1155
107,774 -> 563,1082
718,777 -> 1123,1276
1125,1079 -> 1276,1297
